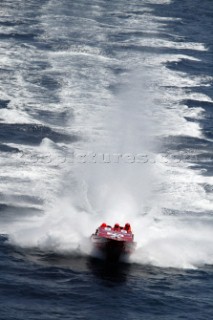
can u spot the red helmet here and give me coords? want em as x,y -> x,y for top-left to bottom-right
125,223 -> 131,230
101,222 -> 107,228
114,223 -> 120,228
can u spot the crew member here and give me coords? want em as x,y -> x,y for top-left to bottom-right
100,222 -> 107,228
124,223 -> 131,233
113,223 -> 120,231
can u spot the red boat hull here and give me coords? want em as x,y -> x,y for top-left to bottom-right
91,227 -> 136,261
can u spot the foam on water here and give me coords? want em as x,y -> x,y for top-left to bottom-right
7,66 -> 213,269
132,214 -> 213,269
1,0 -> 212,269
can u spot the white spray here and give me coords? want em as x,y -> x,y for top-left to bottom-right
8,67 -> 213,269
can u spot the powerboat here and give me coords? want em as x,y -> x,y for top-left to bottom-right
91,223 -> 136,261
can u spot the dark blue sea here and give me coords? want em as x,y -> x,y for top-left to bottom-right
0,0 -> 213,319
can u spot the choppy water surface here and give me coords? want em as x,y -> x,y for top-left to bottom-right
0,0 -> 213,319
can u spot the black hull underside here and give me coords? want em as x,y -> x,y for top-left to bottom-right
94,238 -> 133,262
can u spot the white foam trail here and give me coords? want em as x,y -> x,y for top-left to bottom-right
7,66 -> 213,269
2,0 -> 212,270
131,215 -> 213,269
9,198 -> 95,255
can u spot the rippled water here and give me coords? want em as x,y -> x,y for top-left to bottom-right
0,0 -> 213,319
